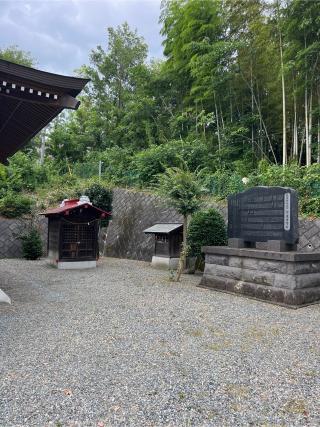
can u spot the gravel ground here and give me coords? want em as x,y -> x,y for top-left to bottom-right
0,257 -> 320,427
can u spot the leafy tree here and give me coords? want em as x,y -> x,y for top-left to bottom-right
0,45 -> 35,67
156,165 -> 204,280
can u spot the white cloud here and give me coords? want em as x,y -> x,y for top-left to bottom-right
0,0 -> 163,75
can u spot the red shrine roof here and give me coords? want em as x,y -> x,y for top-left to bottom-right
41,198 -> 111,217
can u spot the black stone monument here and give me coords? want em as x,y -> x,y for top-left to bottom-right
228,186 -> 299,251
200,186 -> 320,307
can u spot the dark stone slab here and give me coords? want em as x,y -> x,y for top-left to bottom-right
228,186 -> 299,248
202,246 -> 320,262
267,240 -> 297,252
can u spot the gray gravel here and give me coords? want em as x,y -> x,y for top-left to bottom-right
0,257 -> 320,427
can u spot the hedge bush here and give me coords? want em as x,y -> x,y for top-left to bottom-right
0,193 -> 34,218
187,208 -> 227,258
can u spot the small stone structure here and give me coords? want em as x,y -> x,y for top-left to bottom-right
42,197 -> 110,269
201,186 -> 320,307
144,223 -> 183,269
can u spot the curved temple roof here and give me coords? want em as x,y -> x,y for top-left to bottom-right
0,59 -> 89,164
41,198 -> 111,217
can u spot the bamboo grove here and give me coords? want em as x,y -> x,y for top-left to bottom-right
158,0 -> 320,167
43,0 -> 320,173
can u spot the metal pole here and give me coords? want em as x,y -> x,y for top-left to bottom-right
40,130 -> 46,165
98,161 -> 103,180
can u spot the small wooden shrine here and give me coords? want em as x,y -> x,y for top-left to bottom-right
144,223 -> 183,268
41,196 -> 110,269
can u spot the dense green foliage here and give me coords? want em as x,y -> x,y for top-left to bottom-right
187,209 -> 227,257
0,153 -> 50,195
0,45 -> 35,66
0,193 -> 34,218
156,166 -> 204,217
1,0 -> 320,218
20,228 -> 43,260
82,183 -> 113,213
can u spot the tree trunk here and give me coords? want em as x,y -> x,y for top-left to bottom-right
214,91 -> 221,153
39,131 -> 46,165
278,15 -> 287,166
293,91 -> 298,160
175,215 -> 189,282
251,59 -> 254,154
305,87 -> 310,166
299,126 -> 306,166
317,118 -> 320,164
229,83 -> 233,123
219,101 -> 225,130
256,83 -> 264,158
308,91 -> 313,165
318,87 -> 320,163
195,101 -> 198,135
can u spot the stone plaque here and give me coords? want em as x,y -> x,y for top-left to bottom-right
228,186 -> 299,247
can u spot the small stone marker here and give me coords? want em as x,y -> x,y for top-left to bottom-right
228,186 -> 299,251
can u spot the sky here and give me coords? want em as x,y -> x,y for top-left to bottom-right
0,0 -> 164,75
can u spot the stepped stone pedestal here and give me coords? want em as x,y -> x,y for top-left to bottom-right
200,246 -> 320,307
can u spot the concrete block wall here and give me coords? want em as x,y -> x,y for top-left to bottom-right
0,216 -> 47,259
105,188 -> 182,261
105,188 -> 320,261
0,188 -> 319,260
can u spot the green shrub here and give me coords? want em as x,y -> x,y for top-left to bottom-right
98,147 -> 136,185
187,208 -> 227,258
0,193 -> 34,218
132,139 -> 214,187
21,228 -> 43,260
6,152 -> 50,192
83,183 -> 113,213
253,163 -> 304,191
203,170 -> 245,198
300,197 -> 320,217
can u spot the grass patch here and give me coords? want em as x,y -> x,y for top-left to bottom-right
186,328 -> 204,337
206,340 -> 231,351
283,398 -> 308,415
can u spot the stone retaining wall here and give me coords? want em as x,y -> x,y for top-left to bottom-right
0,216 -> 48,258
105,188 -> 320,261
105,188 -> 182,261
0,188 -> 320,260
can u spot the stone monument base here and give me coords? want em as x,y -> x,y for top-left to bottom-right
200,246 -> 320,308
